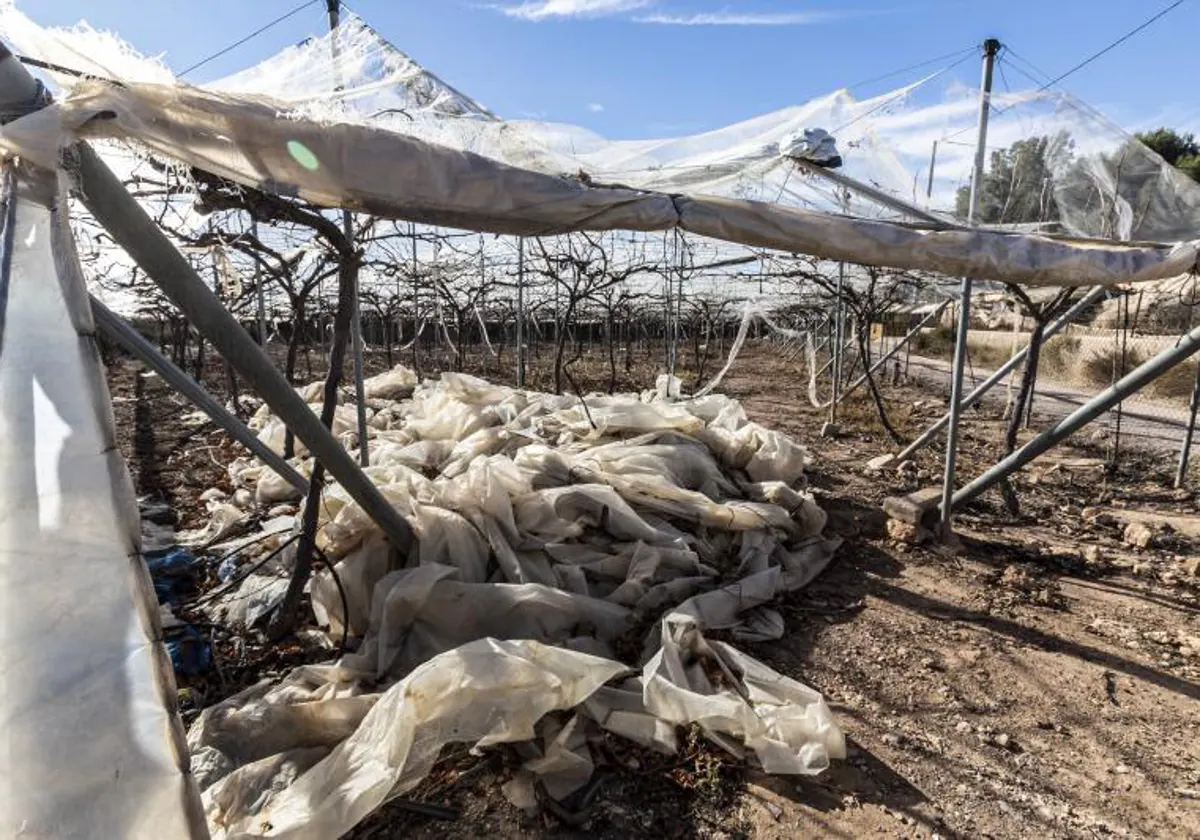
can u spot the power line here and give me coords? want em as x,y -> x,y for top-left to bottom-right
178,0 -> 322,78
1000,48 -> 1053,87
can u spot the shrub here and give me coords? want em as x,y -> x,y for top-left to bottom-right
912,325 -> 955,358
1080,345 -> 1150,387
1039,335 -> 1081,376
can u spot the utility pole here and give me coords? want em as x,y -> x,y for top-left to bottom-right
940,37 -> 1000,541
327,0 -> 371,467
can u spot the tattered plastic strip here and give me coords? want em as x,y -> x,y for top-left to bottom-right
2,81 -> 1197,287
0,162 -> 207,838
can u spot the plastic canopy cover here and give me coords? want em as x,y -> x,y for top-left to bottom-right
0,162 -> 207,838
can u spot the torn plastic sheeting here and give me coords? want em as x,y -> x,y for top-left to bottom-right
0,164 -> 205,837
171,363 -> 847,836
520,713 -> 595,801
5,80 -> 1198,287
644,615 -> 845,776
214,640 -> 629,840
582,679 -> 679,754
571,430 -> 743,499
208,572 -> 291,628
311,533 -> 394,638
362,365 -> 417,400
176,500 -> 249,547
514,483 -> 681,545
340,564 -> 635,679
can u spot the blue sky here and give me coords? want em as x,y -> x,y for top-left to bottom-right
30,0 -> 1200,140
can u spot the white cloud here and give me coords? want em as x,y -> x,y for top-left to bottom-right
494,0 -> 651,20
635,10 -> 849,25
587,102 -> 605,113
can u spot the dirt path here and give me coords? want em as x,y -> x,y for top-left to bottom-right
900,351 -> 1197,456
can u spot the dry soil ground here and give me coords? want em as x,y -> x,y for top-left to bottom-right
107,340 -> 1200,840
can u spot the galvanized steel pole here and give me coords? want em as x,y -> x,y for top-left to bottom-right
1176,364 -> 1200,488
327,0 -> 371,467
940,37 -> 1000,540
252,219 -> 269,347
926,141 -> 939,201
516,236 -> 527,388
91,297 -> 309,494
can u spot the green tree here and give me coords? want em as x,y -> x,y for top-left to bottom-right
1135,127 -> 1200,183
955,134 -> 1067,224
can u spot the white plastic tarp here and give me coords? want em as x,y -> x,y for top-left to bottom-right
189,368 -> 847,838
0,163 -> 206,838
1,80 -> 1197,288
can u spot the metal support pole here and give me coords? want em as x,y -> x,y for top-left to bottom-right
410,221 -> 420,373
795,159 -> 948,227
91,296 -> 309,494
252,219 -> 268,347
1110,292 -> 1130,468
830,262 -> 845,423
1175,360 -> 1200,488
952,319 -> 1200,511
208,220 -> 240,407
675,231 -> 685,381
326,0 -> 370,466
896,285 -> 1106,462
516,236 -> 527,388
68,143 -> 412,549
940,37 -> 1000,540
666,231 -> 679,378
347,217 -> 369,465
837,299 -> 950,404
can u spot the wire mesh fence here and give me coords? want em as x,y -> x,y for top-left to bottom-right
841,290 -> 1200,488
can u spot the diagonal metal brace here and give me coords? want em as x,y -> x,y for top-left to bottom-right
90,296 -> 309,495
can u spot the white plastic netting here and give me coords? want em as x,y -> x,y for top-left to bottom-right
4,5 -> 1197,322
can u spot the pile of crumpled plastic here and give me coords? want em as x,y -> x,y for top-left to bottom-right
181,365 -> 845,839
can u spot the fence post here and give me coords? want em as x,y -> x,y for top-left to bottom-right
1176,364 -> 1200,488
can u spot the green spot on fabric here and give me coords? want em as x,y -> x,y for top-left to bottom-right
287,140 -> 320,172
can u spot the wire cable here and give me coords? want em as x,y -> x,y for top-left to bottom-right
941,3 -> 1186,144
1026,0 -> 1185,95
843,46 -> 977,93
15,54 -> 124,86
186,533 -> 300,608
314,546 -> 350,652
1003,49 -> 1153,145
829,50 -> 977,138
179,0 -> 323,78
